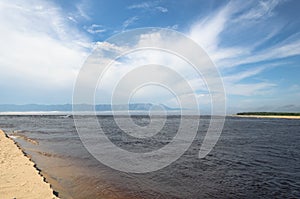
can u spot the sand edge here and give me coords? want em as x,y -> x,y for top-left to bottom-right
0,129 -> 59,199
232,115 -> 300,119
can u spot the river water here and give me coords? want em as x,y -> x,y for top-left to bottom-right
0,115 -> 299,198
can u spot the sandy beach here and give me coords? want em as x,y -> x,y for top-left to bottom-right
233,115 -> 300,119
0,129 -> 58,199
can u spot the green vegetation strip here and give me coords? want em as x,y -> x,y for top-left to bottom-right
237,112 -> 300,116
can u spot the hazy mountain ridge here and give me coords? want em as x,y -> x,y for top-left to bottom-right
0,103 -> 179,112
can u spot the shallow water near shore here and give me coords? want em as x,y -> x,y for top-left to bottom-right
0,115 -> 299,198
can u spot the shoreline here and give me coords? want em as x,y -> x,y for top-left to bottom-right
0,129 -> 59,199
232,115 -> 300,119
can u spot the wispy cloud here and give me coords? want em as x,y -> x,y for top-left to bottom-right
185,0 -> 300,99
95,0 -> 298,105
127,1 -> 168,13
223,67 -> 268,83
222,39 -> 300,68
155,6 -> 168,13
122,16 -> 139,29
189,3 -> 232,51
85,24 -> 106,34
167,24 -> 179,30
225,82 -> 276,96
236,0 -> 283,21
127,2 -> 152,9
75,1 -> 90,20
83,1 -> 293,107
67,16 -> 78,23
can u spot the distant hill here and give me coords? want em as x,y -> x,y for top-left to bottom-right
0,103 -> 180,112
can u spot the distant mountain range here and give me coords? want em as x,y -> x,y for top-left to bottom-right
0,103 -> 180,112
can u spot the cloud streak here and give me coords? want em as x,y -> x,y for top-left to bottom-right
236,0 -> 283,21
127,1 -> 168,13
85,24 -> 107,34
186,0 -> 300,99
122,16 -> 139,29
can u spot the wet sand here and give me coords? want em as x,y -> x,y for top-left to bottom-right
0,129 -> 58,199
233,115 -> 300,119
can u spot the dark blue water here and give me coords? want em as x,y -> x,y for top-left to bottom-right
0,115 -> 299,199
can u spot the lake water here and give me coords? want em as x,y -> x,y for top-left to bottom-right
0,115 -> 299,198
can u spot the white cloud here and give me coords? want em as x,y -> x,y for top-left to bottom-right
74,0 -> 298,109
237,0 -> 282,21
127,1 -> 168,13
0,0 -> 297,108
232,40 -> 300,66
155,6 -> 168,13
85,24 -> 107,34
127,2 -> 151,9
189,4 -> 231,51
91,0 -> 299,109
67,16 -> 77,23
89,31 -> 220,108
0,0 -> 91,92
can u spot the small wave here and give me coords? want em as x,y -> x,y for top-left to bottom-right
10,131 -> 39,145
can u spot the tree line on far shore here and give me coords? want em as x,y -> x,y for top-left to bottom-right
237,112 -> 300,116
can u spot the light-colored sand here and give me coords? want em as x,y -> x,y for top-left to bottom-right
233,115 -> 300,119
0,129 -> 58,199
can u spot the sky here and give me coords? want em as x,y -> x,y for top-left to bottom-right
0,0 -> 300,113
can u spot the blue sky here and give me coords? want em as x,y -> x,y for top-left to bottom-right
0,0 -> 299,113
